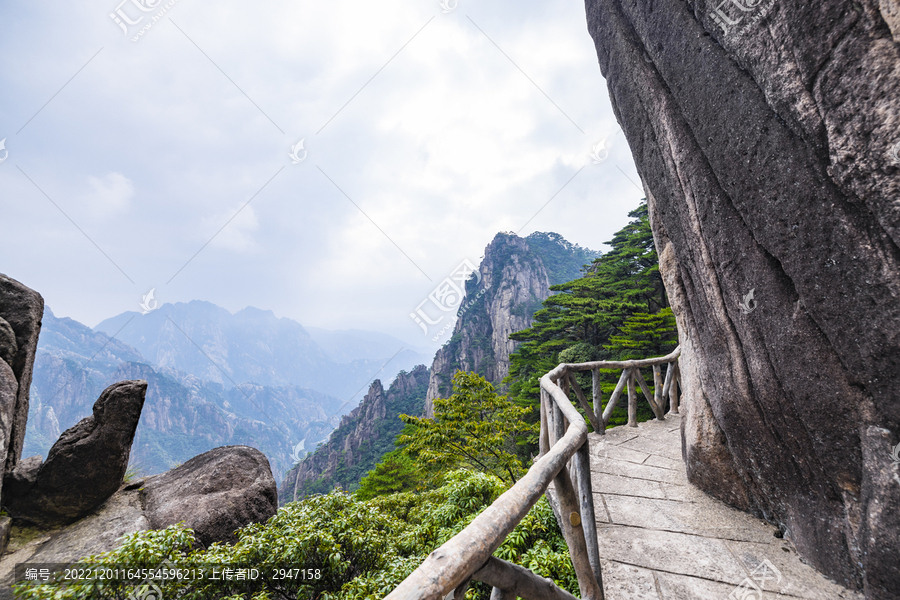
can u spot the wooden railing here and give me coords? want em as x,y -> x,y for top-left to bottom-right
385,347 -> 681,600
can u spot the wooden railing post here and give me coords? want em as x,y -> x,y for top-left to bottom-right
633,368 -> 665,420
573,440 -> 602,588
553,400 -> 566,445
591,368 -> 602,430
569,372 -> 601,433
553,453 -> 604,599
627,370 -> 637,427
669,363 -> 680,414
602,369 -> 630,428
540,388 -> 550,455
652,364 -> 663,414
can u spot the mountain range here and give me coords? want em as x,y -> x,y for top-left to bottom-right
24,304 -> 430,484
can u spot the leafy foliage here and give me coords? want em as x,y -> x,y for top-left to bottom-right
355,449 -> 419,500
399,372 -> 537,485
15,471 -> 576,600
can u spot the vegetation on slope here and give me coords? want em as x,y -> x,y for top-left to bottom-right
16,375 -> 574,600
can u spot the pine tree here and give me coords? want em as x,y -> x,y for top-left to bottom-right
505,200 -> 676,438
605,309 -> 678,360
398,372 -> 537,485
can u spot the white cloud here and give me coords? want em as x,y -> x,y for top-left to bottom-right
0,0 -> 644,342
200,202 -> 260,253
83,172 -> 135,218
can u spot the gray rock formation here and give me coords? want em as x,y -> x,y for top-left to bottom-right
0,318 -> 17,369
141,445 -> 277,547
3,380 -> 147,526
280,365 -> 430,503
585,0 -> 900,596
0,483 -> 151,600
424,234 -> 552,416
0,274 -> 43,500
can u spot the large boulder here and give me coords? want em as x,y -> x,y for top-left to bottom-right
141,445 -> 277,547
585,0 -> 900,597
2,380 -> 147,526
0,274 -> 43,497
0,361 -> 17,507
0,483 -> 150,600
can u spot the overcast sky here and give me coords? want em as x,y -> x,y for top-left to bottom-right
0,0 -> 644,353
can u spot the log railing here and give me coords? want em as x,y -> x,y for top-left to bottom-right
385,347 -> 681,600
559,346 -> 682,431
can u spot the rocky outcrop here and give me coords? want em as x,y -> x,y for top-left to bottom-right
3,380 -> 147,526
585,0 -> 900,596
279,365 -> 429,503
0,484 -> 150,600
141,445 -> 277,547
424,234 -> 551,416
0,274 -> 43,500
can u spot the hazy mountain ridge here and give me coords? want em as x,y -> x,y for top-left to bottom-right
24,306 -> 415,483
279,365 -> 429,504
94,301 -> 430,400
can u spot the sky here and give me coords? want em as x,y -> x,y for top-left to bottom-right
0,0 -> 645,354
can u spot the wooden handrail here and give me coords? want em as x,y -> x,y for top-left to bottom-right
386,347 -> 681,599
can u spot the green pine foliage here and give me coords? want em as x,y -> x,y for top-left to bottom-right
506,200 -> 677,438
605,309 -> 678,361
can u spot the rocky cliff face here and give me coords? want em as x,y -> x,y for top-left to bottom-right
585,1 -> 900,596
0,274 -> 43,482
424,232 -> 598,416
279,365 -> 429,504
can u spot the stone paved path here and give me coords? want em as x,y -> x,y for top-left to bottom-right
589,414 -> 863,600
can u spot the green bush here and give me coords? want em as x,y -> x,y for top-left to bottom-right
15,471 -> 577,600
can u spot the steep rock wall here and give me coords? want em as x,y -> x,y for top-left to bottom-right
0,274 -> 43,504
585,0 -> 900,596
424,234 -> 551,416
279,365 -> 429,503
